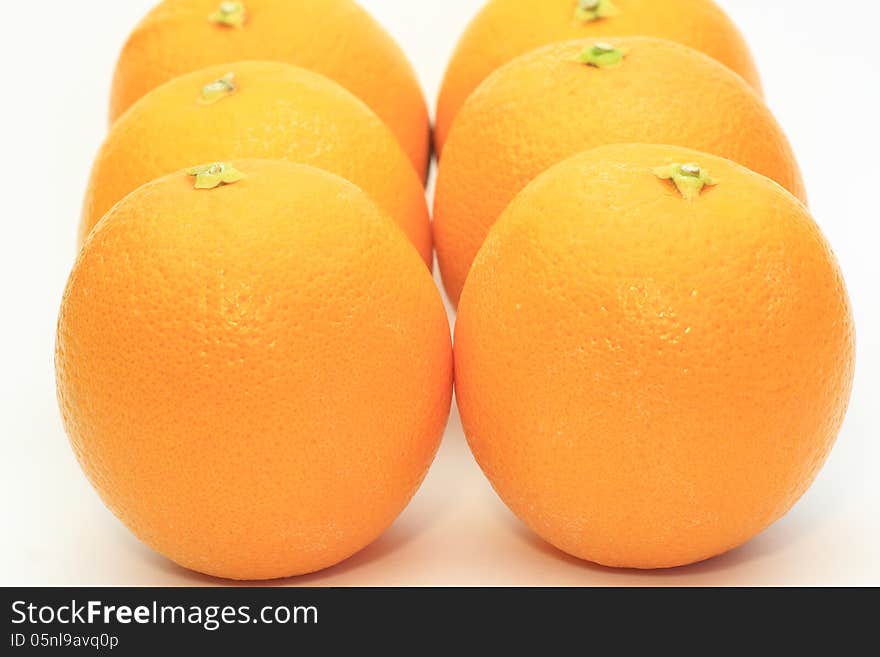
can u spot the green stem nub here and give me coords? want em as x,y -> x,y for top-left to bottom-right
186,163 -> 245,190
574,0 -> 618,22
654,163 -> 717,200
199,73 -> 236,105
210,1 -> 246,28
577,42 -> 627,68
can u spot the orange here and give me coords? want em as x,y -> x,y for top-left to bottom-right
435,0 -> 762,154
434,37 -> 805,305
110,0 -> 430,180
454,144 -> 854,569
56,160 -> 453,580
84,61 -> 432,267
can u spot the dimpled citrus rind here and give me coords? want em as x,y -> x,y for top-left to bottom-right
455,144 -> 853,569
58,160 -> 453,580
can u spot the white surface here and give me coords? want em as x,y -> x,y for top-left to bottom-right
1,0 -> 878,586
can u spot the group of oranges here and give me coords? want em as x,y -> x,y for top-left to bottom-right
55,0 -> 854,580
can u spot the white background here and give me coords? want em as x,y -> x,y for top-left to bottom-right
1,0 -> 877,586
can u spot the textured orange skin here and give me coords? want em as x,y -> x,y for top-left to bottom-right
454,144 -> 855,569
57,161 -> 453,580
434,37 -> 806,305
86,61 -> 432,267
110,0 -> 430,181
435,0 -> 762,154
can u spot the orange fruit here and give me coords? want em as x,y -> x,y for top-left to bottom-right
454,144 -> 854,569
84,61 -> 432,267
110,0 -> 430,180
434,37 -> 805,305
56,160 -> 453,580
436,0 -> 762,154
